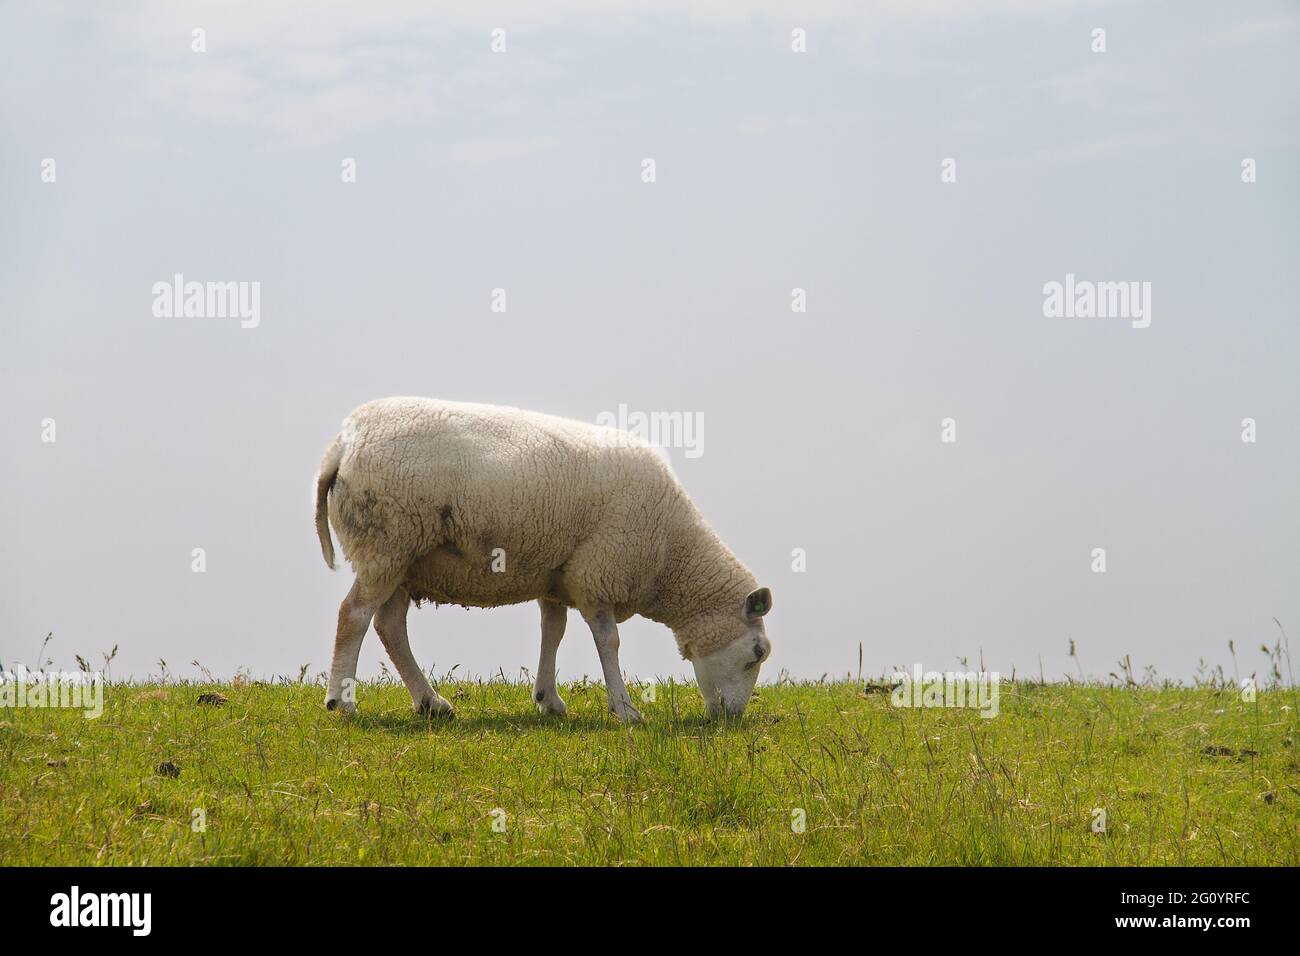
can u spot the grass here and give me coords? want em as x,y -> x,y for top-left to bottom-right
0,678 -> 1296,865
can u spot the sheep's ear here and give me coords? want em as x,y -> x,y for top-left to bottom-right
744,587 -> 772,620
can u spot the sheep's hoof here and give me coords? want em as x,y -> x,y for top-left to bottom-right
611,704 -> 643,725
325,697 -> 357,716
415,695 -> 455,719
534,690 -> 568,717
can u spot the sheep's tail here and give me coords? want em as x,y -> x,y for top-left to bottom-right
315,435 -> 344,569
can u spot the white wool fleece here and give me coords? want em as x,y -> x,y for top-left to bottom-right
315,397 -> 760,659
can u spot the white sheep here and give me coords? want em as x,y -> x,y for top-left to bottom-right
313,397 -> 773,722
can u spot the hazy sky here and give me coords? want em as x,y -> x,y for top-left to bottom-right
3,1 -> 1297,686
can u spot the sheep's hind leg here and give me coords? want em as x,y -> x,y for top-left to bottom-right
582,609 -> 642,725
533,599 -> 568,716
374,590 -> 454,718
324,576 -> 396,715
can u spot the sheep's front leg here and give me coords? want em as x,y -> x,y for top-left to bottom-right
534,600 -> 568,716
374,590 -> 454,718
582,609 -> 642,724
325,577 -> 394,714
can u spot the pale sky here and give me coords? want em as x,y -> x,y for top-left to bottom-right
2,0 -> 1297,686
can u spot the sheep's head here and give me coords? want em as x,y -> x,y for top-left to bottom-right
690,587 -> 772,718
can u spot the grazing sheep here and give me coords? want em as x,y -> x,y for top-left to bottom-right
314,397 -> 772,723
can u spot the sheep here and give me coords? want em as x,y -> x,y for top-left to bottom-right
313,397 -> 773,723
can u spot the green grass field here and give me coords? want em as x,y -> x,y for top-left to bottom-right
1,679 -> 1296,865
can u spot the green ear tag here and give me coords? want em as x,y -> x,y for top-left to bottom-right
753,601 -> 765,613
